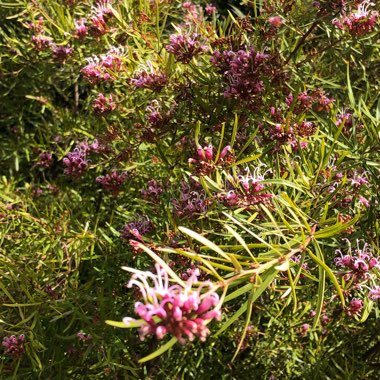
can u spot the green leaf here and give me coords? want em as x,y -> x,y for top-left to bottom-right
233,153 -> 262,167
131,243 -> 186,287
315,214 -> 360,238
230,113 -> 238,148
224,283 -> 253,302
106,319 -> 143,328
138,337 -> 177,363
216,268 -> 278,335
215,301 -> 248,336
223,224 -> 256,261
232,287 -> 255,361
179,226 -> 242,271
308,249 -> 345,306
312,242 -> 326,328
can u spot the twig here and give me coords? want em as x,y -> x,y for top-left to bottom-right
285,19 -> 320,65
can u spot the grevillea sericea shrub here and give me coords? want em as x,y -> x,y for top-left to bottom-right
0,0 -> 380,378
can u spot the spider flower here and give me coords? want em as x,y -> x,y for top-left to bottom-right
166,32 -> 208,63
123,264 -> 221,344
130,61 -> 167,92
332,1 -> 378,35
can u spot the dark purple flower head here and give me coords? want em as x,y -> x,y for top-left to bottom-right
283,89 -> 334,117
172,181 -> 208,218
76,332 -> 92,342
295,121 -> 316,137
189,144 -> 233,175
123,263 -> 221,344
37,151 -> 53,168
336,111 -> 353,129
166,32 -> 208,63
321,314 -> 330,326
96,170 -> 127,196
63,147 -> 88,178
2,335 -> 25,357
51,44 -> 74,63
300,323 -> 310,336
121,218 -> 153,241
141,179 -> 163,201
145,100 -> 163,126
211,47 -> 285,104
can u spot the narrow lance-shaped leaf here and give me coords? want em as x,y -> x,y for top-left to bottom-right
138,337 -> 178,363
179,226 -> 242,271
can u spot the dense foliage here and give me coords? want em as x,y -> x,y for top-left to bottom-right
1,0 -> 380,378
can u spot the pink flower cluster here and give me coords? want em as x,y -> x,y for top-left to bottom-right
81,47 -> 124,84
146,100 -> 163,125
336,110 -> 353,130
334,240 -> 380,282
93,93 -> 116,115
166,32 -> 208,63
188,144 -> 233,175
89,2 -> 114,36
205,4 -> 217,15
211,47 -> 287,105
130,62 -> 168,92
345,298 -> 363,316
123,264 -> 221,344
368,286 -> 380,301
268,16 -> 283,28
28,16 -> 73,61
333,1 -> 378,36
219,166 -> 273,209
76,332 -> 92,342
28,16 -> 52,50
183,1 -> 200,22
32,35 -> 53,50
286,89 -> 334,114
2,334 -> 25,357
74,18 -> 88,39
259,105 -> 317,150
211,48 -> 269,100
